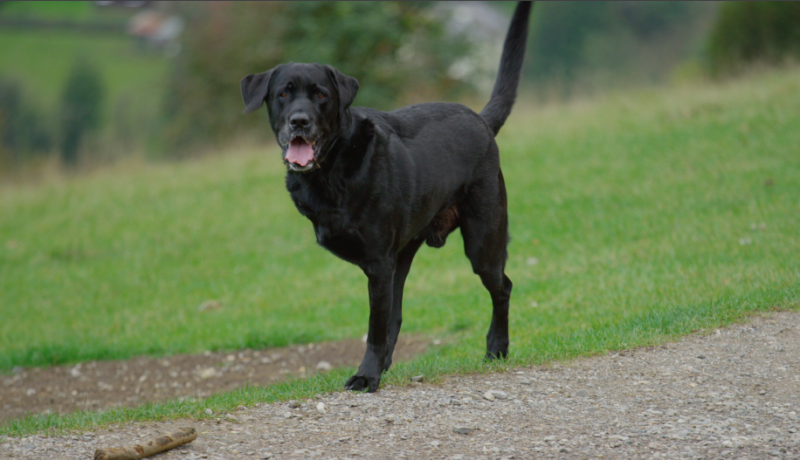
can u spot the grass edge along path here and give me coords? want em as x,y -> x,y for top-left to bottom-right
2,284 -> 797,438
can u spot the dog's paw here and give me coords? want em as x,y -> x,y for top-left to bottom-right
484,349 -> 508,361
344,374 -> 379,393
486,335 -> 509,361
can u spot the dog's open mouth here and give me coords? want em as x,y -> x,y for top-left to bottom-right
285,136 -> 318,171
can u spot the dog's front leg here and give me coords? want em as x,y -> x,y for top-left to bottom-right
345,260 -> 395,392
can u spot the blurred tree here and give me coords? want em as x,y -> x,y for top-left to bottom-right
159,1 -> 469,155
526,2 -> 608,84
708,2 -> 800,75
59,57 -> 105,166
524,2 -> 714,97
0,77 -> 52,162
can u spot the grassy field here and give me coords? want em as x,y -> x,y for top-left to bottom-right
1,66 -> 799,435
0,1 -> 168,142
0,29 -> 167,120
0,2 -> 94,21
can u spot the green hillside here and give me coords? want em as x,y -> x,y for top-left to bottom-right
1,65 -> 798,434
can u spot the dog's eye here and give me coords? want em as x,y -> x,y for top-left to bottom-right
280,92 -> 288,98
317,93 -> 325,99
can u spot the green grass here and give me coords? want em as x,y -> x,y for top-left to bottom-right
1,66 -> 799,436
0,2 -> 93,21
0,24 -> 168,130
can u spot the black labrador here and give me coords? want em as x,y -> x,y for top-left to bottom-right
240,2 -> 532,392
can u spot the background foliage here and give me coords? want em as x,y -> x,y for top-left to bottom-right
0,77 -> 52,163
708,2 -> 800,75
2,1 -> 800,166
59,58 -> 105,165
524,2 -> 717,96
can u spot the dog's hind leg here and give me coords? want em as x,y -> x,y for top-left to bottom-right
461,170 -> 513,360
383,237 -> 425,372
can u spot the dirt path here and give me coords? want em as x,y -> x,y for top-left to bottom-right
0,337 -> 430,422
2,311 -> 799,460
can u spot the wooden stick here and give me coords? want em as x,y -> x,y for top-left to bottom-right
94,427 -> 197,460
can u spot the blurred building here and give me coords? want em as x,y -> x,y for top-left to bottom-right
95,1 -> 183,57
127,9 -> 184,57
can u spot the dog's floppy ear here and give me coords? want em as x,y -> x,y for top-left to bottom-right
324,66 -> 359,116
241,68 -> 276,114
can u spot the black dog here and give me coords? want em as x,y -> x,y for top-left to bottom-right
241,2 -> 531,392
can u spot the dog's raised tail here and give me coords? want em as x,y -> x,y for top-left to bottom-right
480,1 -> 532,137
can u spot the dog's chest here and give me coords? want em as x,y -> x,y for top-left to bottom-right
314,219 -> 366,263
288,173 -> 372,263
291,196 -> 367,264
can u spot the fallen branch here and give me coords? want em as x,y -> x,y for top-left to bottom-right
94,427 -> 197,460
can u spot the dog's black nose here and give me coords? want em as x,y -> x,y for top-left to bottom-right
289,113 -> 311,129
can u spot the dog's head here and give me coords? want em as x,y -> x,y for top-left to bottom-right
241,63 -> 359,172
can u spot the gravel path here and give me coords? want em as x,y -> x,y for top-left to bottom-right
2,311 -> 799,460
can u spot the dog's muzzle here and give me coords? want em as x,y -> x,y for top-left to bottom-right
283,134 -> 320,172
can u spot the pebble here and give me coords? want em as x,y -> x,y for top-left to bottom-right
411,375 -> 424,382
316,402 -> 326,414
316,360 -> 332,371
199,368 -> 217,379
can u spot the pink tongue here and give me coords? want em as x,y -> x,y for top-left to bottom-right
286,139 -> 314,166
